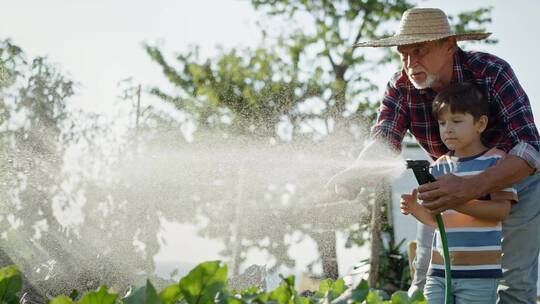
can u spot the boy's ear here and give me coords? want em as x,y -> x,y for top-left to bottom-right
477,115 -> 488,133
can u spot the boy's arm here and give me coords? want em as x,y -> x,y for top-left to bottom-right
401,189 -> 437,227
410,204 -> 437,227
453,199 -> 512,221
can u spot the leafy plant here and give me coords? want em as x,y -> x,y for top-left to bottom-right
0,266 -> 22,304
0,262 -> 425,304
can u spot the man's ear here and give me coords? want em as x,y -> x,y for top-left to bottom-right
445,37 -> 457,54
477,115 -> 489,133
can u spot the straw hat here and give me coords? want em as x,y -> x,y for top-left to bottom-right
353,8 -> 491,48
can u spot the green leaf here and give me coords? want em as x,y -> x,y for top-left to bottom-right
295,296 -> 310,304
69,289 -> 80,301
49,296 -> 75,304
333,279 -> 346,296
239,286 -> 261,296
78,286 -> 117,304
179,261 -> 228,304
268,275 -> 299,304
331,279 -> 369,304
316,279 -> 333,295
123,280 -> 163,304
237,286 -> 268,303
408,290 -> 426,304
158,284 -> 183,304
0,265 -> 22,304
316,278 -> 346,301
280,275 -> 295,290
349,280 -> 369,303
366,290 -> 383,304
263,275 -> 310,304
268,284 -> 292,304
214,291 -> 243,304
389,291 -> 408,304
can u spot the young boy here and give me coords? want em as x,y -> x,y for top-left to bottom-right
400,82 -> 518,304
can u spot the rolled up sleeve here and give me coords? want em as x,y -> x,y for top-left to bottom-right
509,142 -> 540,173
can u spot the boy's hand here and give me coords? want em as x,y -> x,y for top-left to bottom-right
400,189 -> 419,215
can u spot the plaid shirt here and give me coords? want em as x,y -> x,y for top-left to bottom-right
372,48 -> 540,171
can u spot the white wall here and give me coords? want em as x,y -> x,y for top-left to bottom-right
390,145 -> 428,247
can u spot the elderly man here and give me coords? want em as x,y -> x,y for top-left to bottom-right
332,8 -> 540,304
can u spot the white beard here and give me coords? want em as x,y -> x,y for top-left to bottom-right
409,72 -> 439,89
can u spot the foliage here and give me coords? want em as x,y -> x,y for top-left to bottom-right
0,262 -> 426,304
0,266 -> 22,304
144,44 -> 327,138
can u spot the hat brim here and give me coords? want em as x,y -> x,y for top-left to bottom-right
353,32 -> 491,48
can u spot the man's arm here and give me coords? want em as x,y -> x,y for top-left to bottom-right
453,199 -> 512,221
330,78 -> 408,198
419,156 -> 531,214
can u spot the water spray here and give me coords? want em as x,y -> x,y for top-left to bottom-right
405,160 -> 452,304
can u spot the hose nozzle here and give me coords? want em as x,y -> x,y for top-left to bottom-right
406,160 -> 430,170
405,159 -> 436,185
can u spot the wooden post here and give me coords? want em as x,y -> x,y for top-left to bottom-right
135,83 -> 142,134
368,181 -> 389,287
231,167 -> 245,276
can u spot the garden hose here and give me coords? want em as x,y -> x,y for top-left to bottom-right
406,160 -> 452,304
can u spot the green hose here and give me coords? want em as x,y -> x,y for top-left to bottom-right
405,160 -> 452,303
435,214 -> 452,304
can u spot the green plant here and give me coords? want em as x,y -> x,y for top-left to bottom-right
0,262 -> 425,304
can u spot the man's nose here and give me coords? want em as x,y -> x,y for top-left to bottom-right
405,55 -> 418,69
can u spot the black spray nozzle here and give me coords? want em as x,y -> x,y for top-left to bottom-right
406,160 -> 430,170
405,159 -> 437,185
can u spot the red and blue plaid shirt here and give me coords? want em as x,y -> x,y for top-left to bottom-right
372,48 -> 540,171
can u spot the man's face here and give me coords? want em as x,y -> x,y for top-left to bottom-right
397,40 -> 453,89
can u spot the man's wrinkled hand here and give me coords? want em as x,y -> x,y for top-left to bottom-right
417,173 -> 481,214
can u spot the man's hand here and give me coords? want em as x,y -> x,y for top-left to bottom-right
325,168 -> 365,200
417,173 -> 481,214
400,189 -> 419,215
326,139 -> 399,200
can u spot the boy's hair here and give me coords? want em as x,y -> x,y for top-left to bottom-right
432,82 -> 488,121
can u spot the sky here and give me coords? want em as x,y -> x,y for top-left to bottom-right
1,0 -> 539,120
2,0 -> 540,278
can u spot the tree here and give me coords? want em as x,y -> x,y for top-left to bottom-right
144,42 -> 356,280
250,1 -> 496,129
145,1 -> 495,282
0,39 -> 82,298
144,45 -> 330,139
0,40 -> 174,297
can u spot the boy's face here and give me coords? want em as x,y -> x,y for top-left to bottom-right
437,108 -> 487,153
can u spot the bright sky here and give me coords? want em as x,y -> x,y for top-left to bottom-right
2,0 -> 539,278
2,0 -> 539,120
